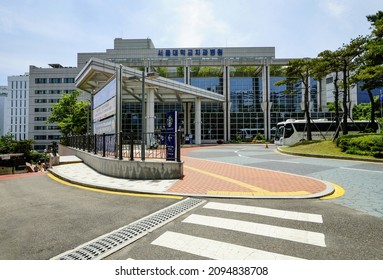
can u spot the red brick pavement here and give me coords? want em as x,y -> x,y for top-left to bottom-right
167,146 -> 329,197
0,172 -> 45,180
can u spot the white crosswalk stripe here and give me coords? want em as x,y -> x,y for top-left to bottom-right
151,231 -> 304,260
183,214 -> 326,247
150,202 -> 326,260
203,202 -> 323,223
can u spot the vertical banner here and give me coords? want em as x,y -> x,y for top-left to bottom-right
166,111 -> 178,161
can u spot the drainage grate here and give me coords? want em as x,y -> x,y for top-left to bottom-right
51,198 -> 205,260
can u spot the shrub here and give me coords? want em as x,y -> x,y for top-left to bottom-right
336,133 -> 383,158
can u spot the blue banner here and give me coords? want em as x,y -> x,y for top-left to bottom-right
166,111 -> 177,161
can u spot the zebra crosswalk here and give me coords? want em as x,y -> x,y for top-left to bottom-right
149,202 -> 326,260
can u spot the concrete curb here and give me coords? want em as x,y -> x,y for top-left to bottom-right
48,163 -> 334,200
277,147 -> 383,163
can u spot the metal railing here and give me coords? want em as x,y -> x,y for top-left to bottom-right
65,131 -> 181,162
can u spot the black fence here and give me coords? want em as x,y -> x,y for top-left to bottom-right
65,131 -> 181,162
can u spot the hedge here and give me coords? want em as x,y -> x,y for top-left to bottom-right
336,133 -> 383,158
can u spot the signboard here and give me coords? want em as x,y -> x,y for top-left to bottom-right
93,97 -> 116,122
158,48 -> 223,57
93,77 -> 117,134
165,111 -> 178,161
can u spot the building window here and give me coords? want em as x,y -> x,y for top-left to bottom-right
63,77 -> 75,83
35,99 -> 47,103
49,90 -> 61,94
48,135 -> 61,140
34,126 -> 46,130
49,78 -> 62,84
34,108 -> 45,112
35,78 -> 47,84
35,90 -> 47,94
34,117 -> 47,121
34,135 -> 47,140
34,145 -> 46,151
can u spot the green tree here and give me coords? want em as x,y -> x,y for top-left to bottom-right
337,36 -> 367,134
0,133 -> 16,154
315,50 -> 343,134
353,11 -> 383,127
275,59 -> 314,140
0,133 -> 33,157
48,90 -> 90,138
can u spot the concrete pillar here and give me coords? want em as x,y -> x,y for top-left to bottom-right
261,62 -> 272,140
195,97 -> 202,145
183,61 -> 192,136
223,59 -> 231,142
183,102 -> 191,135
146,88 -> 155,135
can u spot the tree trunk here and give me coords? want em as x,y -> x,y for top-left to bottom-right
342,66 -> 349,135
334,72 -> 340,138
304,76 -> 312,140
367,89 -> 376,128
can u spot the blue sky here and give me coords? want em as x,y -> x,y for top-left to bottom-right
0,0 -> 382,85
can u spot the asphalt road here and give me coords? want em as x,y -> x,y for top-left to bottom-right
0,145 -> 382,260
0,173 -> 178,260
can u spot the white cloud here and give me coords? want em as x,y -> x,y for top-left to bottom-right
156,0 -> 230,47
322,0 -> 347,18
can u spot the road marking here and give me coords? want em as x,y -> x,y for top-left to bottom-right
340,167 -> 383,173
151,231 -> 303,260
203,202 -> 323,223
46,173 -> 183,199
183,214 -> 326,247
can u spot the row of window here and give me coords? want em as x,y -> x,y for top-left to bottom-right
34,108 -> 53,112
34,135 -> 61,140
34,126 -> 59,130
10,90 -> 28,99
10,117 -> 27,124
11,80 -> 28,89
10,100 -> 27,107
34,117 -> 47,121
34,89 -> 73,94
10,108 -> 27,116
10,125 -> 27,133
34,99 -> 60,103
35,78 -> 75,84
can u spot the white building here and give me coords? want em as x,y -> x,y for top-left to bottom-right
0,86 -> 7,137
29,64 -> 79,151
5,74 -> 29,140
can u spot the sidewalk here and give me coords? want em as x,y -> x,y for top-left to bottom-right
49,147 -> 334,199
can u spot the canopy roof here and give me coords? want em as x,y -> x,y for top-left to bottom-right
76,57 -> 225,103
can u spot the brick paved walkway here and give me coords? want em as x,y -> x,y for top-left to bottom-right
167,147 -> 332,198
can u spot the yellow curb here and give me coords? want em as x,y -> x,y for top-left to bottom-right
46,173 -> 183,200
207,191 -> 311,196
320,182 -> 345,200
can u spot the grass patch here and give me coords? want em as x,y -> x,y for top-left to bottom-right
279,140 -> 380,160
